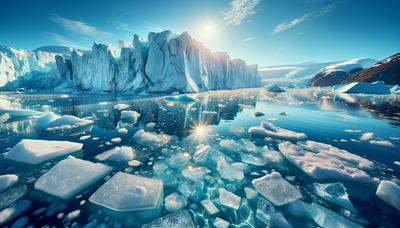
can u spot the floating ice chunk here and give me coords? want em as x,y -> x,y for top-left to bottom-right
141,209 -> 195,228
376,180 -> 400,212
216,156 -> 244,181
113,103 -> 130,110
132,129 -> 170,148
314,183 -> 357,212
0,108 -> 41,117
181,166 -> 210,180
33,112 -> 60,130
0,185 -> 27,210
65,209 -> 80,221
95,146 -> 135,163
279,142 -> 372,183
34,156 -> 112,199
345,129 -> 362,133
193,145 -> 211,164
252,172 -> 301,206
255,197 -> 275,225
298,140 -> 374,170
369,140 -> 396,148
164,94 -> 198,104
202,110 -> 217,115
218,188 -> 241,210
336,81 -> 390,94
0,200 -> 31,226
244,187 -> 258,200
120,110 -> 140,123
111,137 -> 122,143
0,174 -> 18,192
118,128 -> 128,134
309,202 -> 363,228
219,139 -> 240,152
360,132 -> 374,141
79,135 -> 91,141
240,153 -> 266,166
241,139 -> 257,152
213,217 -> 230,228
229,125 -> 245,135
201,199 -> 220,215
89,172 -> 163,221
128,160 -> 141,167
265,84 -> 286,93
4,139 -> 83,165
249,122 -> 306,140
285,199 -> 308,218
46,115 -> 93,131
164,193 -> 187,212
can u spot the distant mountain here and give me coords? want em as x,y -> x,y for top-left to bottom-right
347,53 -> 400,85
311,58 -> 377,86
34,46 -> 74,55
258,61 -> 340,86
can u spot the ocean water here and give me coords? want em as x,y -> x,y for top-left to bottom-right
0,88 -> 399,227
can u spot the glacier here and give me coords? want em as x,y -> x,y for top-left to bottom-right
0,31 -> 260,93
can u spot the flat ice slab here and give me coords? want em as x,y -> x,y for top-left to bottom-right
0,174 -> 18,192
336,81 -> 390,94
376,180 -> 400,212
141,209 -> 195,228
34,156 -> 112,199
45,115 -> 93,131
218,188 -> 241,210
314,183 -> 357,212
249,121 -> 306,140
89,172 -> 163,212
4,139 -> 83,165
94,146 -> 135,163
279,141 -> 372,183
132,129 -> 170,148
252,172 -> 301,206
309,202 -> 363,228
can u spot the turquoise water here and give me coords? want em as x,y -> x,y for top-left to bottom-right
0,88 -> 399,227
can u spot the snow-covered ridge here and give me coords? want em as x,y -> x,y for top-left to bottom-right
0,31 -> 260,93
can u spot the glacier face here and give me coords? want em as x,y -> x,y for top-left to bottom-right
57,30 -> 261,93
0,45 -> 63,88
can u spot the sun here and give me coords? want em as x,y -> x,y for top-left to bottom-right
199,21 -> 217,40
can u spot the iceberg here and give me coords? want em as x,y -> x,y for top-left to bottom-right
34,156 -> 112,199
308,202 -> 363,228
218,188 -> 241,210
376,180 -> 400,212
336,81 -> 390,94
141,209 -> 195,228
265,84 -> 286,93
164,94 -> 199,104
89,172 -> 163,221
249,121 -> 307,140
164,193 -> 187,212
279,141 -> 372,182
4,139 -> 83,165
314,183 -> 357,212
95,146 -> 135,163
132,129 -> 170,148
252,172 -> 301,206
0,174 -> 18,192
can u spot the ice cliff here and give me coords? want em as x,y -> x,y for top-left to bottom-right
1,31 -> 260,93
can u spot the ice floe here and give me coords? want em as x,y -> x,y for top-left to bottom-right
376,180 -> 400,212
33,112 -> 60,130
201,199 -> 220,215
0,174 -> 18,192
0,185 -> 27,210
164,94 -> 198,104
249,121 -> 307,140
308,202 -> 363,228
113,103 -> 130,110
181,165 -> 210,180
360,132 -> 374,141
213,217 -> 230,228
279,141 -> 373,182
252,172 -> 301,206
336,81 -> 390,94
95,146 -> 135,163
216,156 -> 244,181
120,110 -> 140,123
89,172 -> 163,220
164,193 -> 187,212
141,209 -> 195,228
132,129 -> 170,148
314,183 -> 357,212
193,144 -> 211,164
369,140 -> 396,148
218,188 -> 241,210
34,156 -> 112,199
4,139 -> 83,165
45,115 -> 93,131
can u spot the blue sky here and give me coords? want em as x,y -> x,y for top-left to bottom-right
0,0 -> 399,66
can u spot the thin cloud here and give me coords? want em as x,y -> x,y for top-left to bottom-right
50,15 -> 109,37
146,22 -> 164,32
272,2 -> 340,35
112,20 -> 134,32
50,33 -> 87,50
223,0 -> 262,26
242,37 -> 255,42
